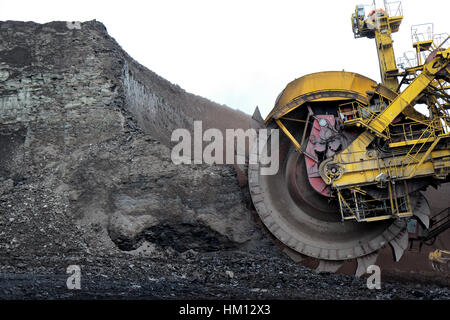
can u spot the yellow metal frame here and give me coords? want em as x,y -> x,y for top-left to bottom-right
269,3 -> 450,223
429,249 -> 450,262
352,6 -> 403,91
265,71 -> 377,122
336,180 -> 412,222
326,47 -> 450,189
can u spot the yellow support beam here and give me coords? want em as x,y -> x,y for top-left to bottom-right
389,136 -> 436,148
407,136 -> 443,178
275,119 -> 302,152
331,148 -> 450,188
368,71 -> 435,136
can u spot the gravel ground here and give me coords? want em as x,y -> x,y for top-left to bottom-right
0,249 -> 449,300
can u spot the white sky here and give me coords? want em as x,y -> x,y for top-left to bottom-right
0,0 -> 448,117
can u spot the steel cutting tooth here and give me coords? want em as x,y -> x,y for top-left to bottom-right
389,229 -> 409,262
355,252 -> 378,277
315,260 -> 343,273
413,212 -> 430,229
412,196 -> 431,229
252,107 -> 264,124
250,107 -> 265,130
282,246 -> 307,263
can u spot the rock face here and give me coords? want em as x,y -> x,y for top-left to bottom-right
0,20 -> 263,264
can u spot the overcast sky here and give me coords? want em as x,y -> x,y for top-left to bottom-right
0,0 -> 448,117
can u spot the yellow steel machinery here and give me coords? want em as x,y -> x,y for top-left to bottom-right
248,1 -> 450,276
429,249 -> 450,272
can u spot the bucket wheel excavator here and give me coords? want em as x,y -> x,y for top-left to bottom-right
247,2 -> 450,276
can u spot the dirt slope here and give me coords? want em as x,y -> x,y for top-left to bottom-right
0,19 -> 264,264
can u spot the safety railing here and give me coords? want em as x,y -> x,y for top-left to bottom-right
411,23 -> 434,43
338,100 -> 386,124
397,51 -> 418,70
395,118 -> 447,176
388,119 -> 443,144
383,0 -> 403,17
433,33 -> 450,49
337,183 -> 411,222
400,127 -> 432,161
